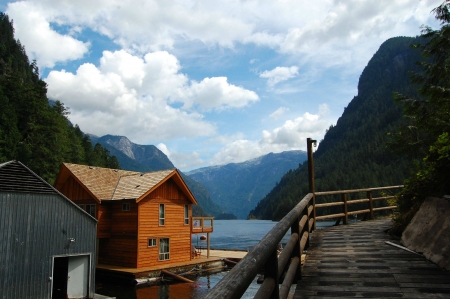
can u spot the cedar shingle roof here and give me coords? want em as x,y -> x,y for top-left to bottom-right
57,163 -> 196,204
111,170 -> 175,200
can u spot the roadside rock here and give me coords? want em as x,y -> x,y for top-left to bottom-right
401,197 -> 450,270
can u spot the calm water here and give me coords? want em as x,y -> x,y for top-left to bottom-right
96,220 -> 334,299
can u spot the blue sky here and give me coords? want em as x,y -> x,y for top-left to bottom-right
2,0 -> 442,171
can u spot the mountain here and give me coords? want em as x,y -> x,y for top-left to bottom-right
186,150 -> 307,219
249,36 -> 423,220
90,134 -> 174,171
91,134 -> 226,217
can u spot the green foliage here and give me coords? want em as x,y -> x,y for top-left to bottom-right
249,36 -> 423,220
390,1 -> 450,235
0,13 -> 120,183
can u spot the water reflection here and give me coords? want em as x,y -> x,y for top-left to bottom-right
96,271 -> 261,299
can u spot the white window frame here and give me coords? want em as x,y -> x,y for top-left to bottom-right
184,205 -> 189,225
148,238 -> 157,247
159,238 -> 170,261
159,204 -> 165,226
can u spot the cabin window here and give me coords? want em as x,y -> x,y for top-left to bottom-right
79,204 -> 96,218
184,205 -> 189,225
86,204 -> 96,218
148,238 -> 157,247
159,238 -> 170,260
159,204 -> 165,226
122,203 -> 130,211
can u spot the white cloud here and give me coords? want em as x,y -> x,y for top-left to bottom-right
261,104 -> 330,148
210,104 -> 330,165
6,1 -> 89,68
6,0 -> 441,72
181,77 -> 259,111
260,66 -> 299,87
45,50 -> 220,143
270,107 -> 289,120
156,143 -> 170,158
169,151 -> 205,171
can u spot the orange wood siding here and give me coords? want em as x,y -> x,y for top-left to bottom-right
137,179 -> 192,268
97,203 -> 111,238
98,237 -> 137,267
98,201 -> 138,267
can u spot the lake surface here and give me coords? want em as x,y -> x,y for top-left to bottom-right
96,220 -> 334,298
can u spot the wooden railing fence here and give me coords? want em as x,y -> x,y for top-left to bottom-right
315,186 -> 403,225
204,138 -> 403,299
204,193 -> 314,299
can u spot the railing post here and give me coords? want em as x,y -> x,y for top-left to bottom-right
264,248 -> 279,299
367,191 -> 374,220
307,138 -> 317,230
291,216 -> 301,281
342,193 -> 348,225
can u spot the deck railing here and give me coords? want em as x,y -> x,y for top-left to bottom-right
204,193 -> 314,299
204,185 -> 400,299
315,185 -> 403,225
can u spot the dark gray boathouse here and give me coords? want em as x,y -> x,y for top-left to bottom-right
0,160 -> 97,299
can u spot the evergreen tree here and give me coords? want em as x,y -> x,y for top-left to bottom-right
390,1 -> 450,234
0,12 -> 120,183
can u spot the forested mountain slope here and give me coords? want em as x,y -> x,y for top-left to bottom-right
0,13 -> 119,183
187,150 -> 307,219
249,36 -> 423,220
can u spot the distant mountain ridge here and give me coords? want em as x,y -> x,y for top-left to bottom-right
91,134 -> 306,219
90,135 -> 174,171
186,150 -> 307,219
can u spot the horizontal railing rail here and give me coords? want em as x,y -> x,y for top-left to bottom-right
191,216 -> 214,233
204,193 -> 314,299
315,185 -> 403,225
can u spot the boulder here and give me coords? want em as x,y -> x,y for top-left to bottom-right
401,197 -> 450,270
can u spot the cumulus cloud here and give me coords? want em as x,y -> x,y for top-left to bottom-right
181,77 -> 259,111
45,50 -> 205,142
45,49 -> 259,143
6,1 -> 89,68
210,104 -> 330,165
260,66 -> 299,87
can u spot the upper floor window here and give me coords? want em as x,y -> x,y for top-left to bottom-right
79,204 -> 96,218
184,205 -> 189,225
122,203 -> 130,211
159,204 -> 165,226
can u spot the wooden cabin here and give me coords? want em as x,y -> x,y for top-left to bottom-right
0,161 -> 97,299
54,163 -> 198,268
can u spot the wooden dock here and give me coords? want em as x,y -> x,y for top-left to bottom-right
295,219 -> 450,298
96,249 -> 247,283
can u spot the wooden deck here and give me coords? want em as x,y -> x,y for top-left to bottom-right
295,219 -> 450,298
